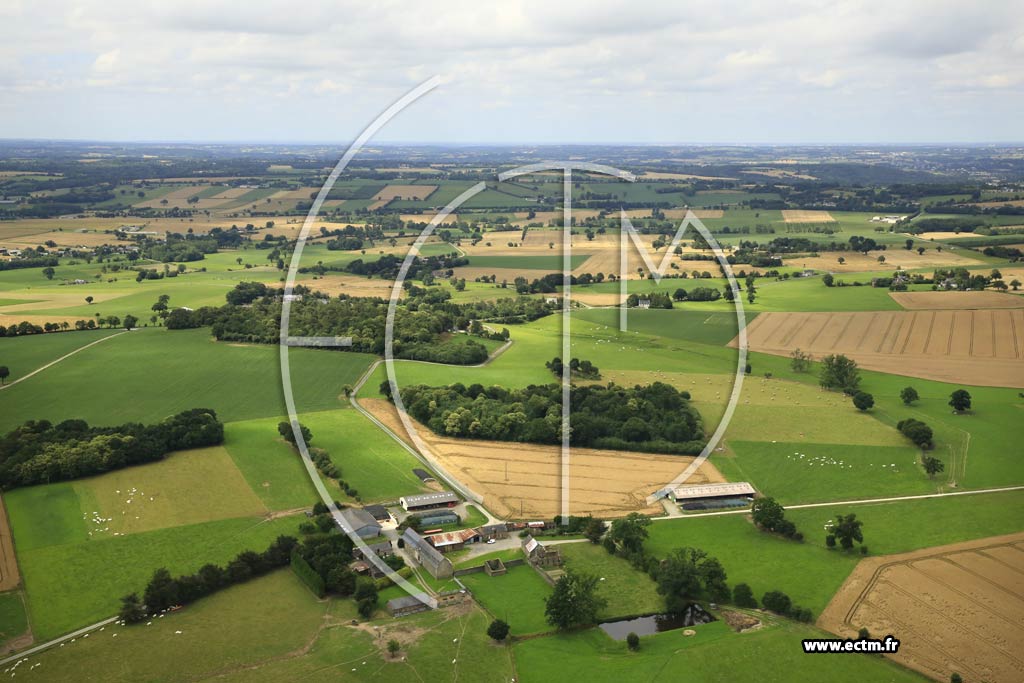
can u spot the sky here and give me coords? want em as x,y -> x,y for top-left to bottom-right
1,0 -> 1022,144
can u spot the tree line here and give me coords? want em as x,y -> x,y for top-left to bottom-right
0,409 -> 224,489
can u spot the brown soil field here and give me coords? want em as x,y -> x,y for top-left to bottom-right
784,249 -> 981,273
360,398 -> 725,519
781,210 -> 835,223
741,169 -> 817,180
0,314 -> 93,328
297,273 -> 401,298
890,291 -> 1024,310
819,532 -> 1024,683
399,213 -> 460,224
738,309 -> 1024,387
0,229 -> 125,250
374,184 -> 437,201
0,496 -> 21,591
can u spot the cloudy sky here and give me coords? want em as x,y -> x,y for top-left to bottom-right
1,0 -> 1022,144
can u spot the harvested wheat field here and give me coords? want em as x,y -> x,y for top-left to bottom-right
785,250 -> 980,273
375,184 -> 437,201
781,210 -> 835,223
819,532 -> 1024,683
738,309 -> 1024,387
297,273 -> 400,298
360,399 -> 724,519
890,291 -> 1024,310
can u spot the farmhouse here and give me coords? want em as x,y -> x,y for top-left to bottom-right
386,595 -> 430,618
636,299 -> 652,309
476,523 -> 509,541
401,528 -> 453,579
522,535 -> 562,568
352,539 -> 393,561
337,507 -> 382,538
669,482 -> 755,507
400,491 -> 459,512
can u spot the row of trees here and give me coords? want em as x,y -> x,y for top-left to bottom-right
545,357 -> 600,379
0,409 -> 224,489
0,315 -> 137,337
121,535 -> 299,622
398,381 -> 705,455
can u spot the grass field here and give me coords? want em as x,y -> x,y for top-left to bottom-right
299,408 -> 429,503
11,513 -> 302,640
468,254 -> 590,270
514,619 -> 926,683
646,489 -> 1024,617
558,542 -> 663,619
0,328 -> 122,382
221,417 -> 319,511
0,328 -> 374,431
0,591 -> 27,645
460,564 -> 553,635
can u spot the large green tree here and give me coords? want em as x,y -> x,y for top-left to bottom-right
819,354 -> 861,393
544,570 -> 607,630
949,389 -> 972,413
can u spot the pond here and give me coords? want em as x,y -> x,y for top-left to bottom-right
598,604 -> 716,640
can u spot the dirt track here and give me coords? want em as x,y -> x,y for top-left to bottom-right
737,309 -> 1024,387
360,398 -> 724,519
0,496 -> 21,591
819,532 -> 1024,683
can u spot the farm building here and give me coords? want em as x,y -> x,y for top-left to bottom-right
362,504 -> 392,523
425,528 -> 480,553
412,468 -> 436,483
414,510 -> 460,527
476,523 -> 509,541
352,539 -> 393,561
337,507 -> 382,538
668,482 -> 755,506
400,491 -> 459,512
522,535 -> 562,568
402,528 -> 453,579
387,595 -> 430,618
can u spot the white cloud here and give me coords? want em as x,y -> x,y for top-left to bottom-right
0,0 -> 1021,142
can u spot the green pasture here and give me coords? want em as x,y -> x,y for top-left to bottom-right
0,328 -> 122,382
460,564 -> 553,636
0,328 -> 373,431
559,542 -> 663,619
0,591 -> 28,645
514,619 -> 926,683
298,408 -> 428,503
222,417 -> 319,511
11,511 -> 301,640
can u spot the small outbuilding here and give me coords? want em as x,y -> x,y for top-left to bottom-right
387,595 -> 430,618
412,468 -> 436,483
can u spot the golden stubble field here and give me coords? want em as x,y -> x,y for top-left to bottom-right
738,308 -> 1024,387
361,398 -> 724,519
819,532 -> 1024,683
